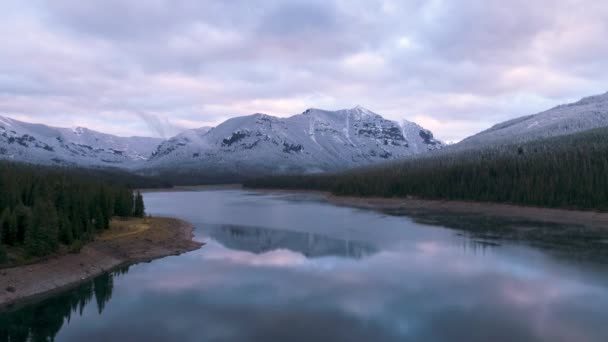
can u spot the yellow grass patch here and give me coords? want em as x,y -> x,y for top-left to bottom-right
97,218 -> 151,241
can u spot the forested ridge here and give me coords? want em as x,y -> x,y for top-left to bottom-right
0,162 -> 146,263
245,126 -> 608,211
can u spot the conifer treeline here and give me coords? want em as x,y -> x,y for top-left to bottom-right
0,162 -> 145,260
245,127 -> 608,211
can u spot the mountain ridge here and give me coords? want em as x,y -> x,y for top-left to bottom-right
458,91 -> 608,147
0,115 -> 163,167
145,106 -> 443,177
3,90 -> 608,177
0,107 -> 443,175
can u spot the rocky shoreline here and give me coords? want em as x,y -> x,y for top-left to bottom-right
0,217 -> 203,311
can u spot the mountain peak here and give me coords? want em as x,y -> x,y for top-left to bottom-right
350,106 -> 379,118
302,108 -> 320,115
302,106 -> 376,116
352,105 -> 371,112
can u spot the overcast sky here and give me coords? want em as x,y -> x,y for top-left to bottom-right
1,0 -> 607,141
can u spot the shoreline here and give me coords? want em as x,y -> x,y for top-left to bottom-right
325,194 -> 608,227
250,188 -> 608,228
0,217 -> 203,311
141,185 -> 608,227
140,184 -> 243,193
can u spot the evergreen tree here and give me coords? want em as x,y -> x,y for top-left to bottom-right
14,204 -> 31,244
133,191 -> 145,218
26,201 -> 59,256
93,208 -> 105,232
0,208 -> 9,245
5,210 -> 16,246
0,243 -> 6,264
59,214 -> 74,245
0,208 -> 17,246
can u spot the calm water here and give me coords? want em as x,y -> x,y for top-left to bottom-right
2,190 -> 608,342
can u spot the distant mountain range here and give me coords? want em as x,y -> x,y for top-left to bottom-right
0,116 -> 162,167
0,106 -> 443,176
1,91 -> 608,177
145,106 -> 443,176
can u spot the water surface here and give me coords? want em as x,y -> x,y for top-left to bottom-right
2,190 -> 608,342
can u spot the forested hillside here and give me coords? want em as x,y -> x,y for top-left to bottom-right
245,127 -> 608,211
0,162 -> 146,263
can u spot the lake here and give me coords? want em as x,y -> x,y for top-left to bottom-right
2,189 -> 608,342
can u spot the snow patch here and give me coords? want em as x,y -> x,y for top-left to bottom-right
308,116 -> 318,145
353,105 -> 375,118
527,121 -> 539,129
343,111 -> 354,146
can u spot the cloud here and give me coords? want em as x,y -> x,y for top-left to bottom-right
134,111 -> 178,139
0,0 -> 606,141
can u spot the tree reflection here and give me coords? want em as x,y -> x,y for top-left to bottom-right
0,265 -> 129,342
383,208 -> 608,263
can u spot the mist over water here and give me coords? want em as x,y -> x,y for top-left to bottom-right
2,190 -> 608,342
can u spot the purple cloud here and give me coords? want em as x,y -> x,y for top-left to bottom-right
0,0 -> 606,141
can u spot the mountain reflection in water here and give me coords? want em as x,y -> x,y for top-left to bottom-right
206,224 -> 377,259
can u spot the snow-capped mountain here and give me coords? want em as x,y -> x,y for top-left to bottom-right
458,91 -> 608,147
146,106 -> 443,175
0,115 -> 163,167
6,90 -> 607,177
0,107 -> 442,175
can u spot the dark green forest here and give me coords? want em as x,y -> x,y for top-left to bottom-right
0,162 -> 146,263
245,127 -> 608,211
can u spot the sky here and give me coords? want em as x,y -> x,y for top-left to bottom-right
1,0 -> 607,142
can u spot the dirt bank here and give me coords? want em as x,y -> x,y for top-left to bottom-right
325,194 -> 608,227
248,187 -> 608,227
0,217 -> 202,310
141,184 -> 243,193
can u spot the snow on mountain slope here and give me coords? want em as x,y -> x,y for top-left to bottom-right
401,119 -> 443,154
146,106 -> 443,175
459,91 -> 608,147
0,115 -> 163,167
